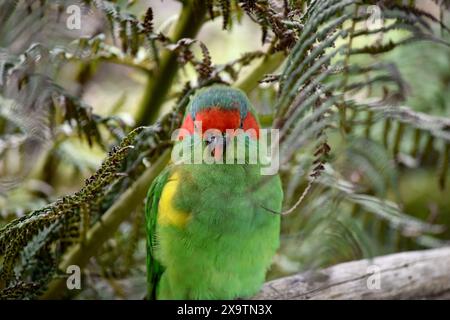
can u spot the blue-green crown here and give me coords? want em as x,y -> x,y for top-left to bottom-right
188,85 -> 251,120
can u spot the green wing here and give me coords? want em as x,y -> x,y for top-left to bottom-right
145,168 -> 170,300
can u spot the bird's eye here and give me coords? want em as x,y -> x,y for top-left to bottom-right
205,135 -> 216,145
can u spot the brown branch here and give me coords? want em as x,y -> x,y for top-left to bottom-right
254,247 -> 450,299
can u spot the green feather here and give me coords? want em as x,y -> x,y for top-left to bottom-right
145,168 -> 170,299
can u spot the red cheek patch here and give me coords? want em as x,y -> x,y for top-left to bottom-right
178,114 -> 194,140
242,112 -> 260,139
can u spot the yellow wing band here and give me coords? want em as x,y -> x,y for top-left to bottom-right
158,171 -> 191,228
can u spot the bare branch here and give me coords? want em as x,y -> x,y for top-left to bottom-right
255,247 -> 450,300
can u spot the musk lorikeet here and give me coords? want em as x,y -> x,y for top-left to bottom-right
145,85 -> 283,299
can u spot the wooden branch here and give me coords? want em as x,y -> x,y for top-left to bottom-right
254,247 -> 450,300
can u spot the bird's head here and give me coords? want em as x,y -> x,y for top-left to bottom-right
177,85 -> 260,162
179,85 -> 259,138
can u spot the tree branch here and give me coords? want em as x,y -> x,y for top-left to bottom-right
254,247 -> 450,299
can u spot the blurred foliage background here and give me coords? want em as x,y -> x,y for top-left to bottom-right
0,0 -> 449,299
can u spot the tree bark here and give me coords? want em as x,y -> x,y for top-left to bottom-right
254,247 -> 450,300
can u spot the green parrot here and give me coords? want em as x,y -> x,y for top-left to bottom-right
145,85 -> 283,299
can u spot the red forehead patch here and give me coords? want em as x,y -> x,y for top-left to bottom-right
195,107 -> 241,133
178,107 -> 260,140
